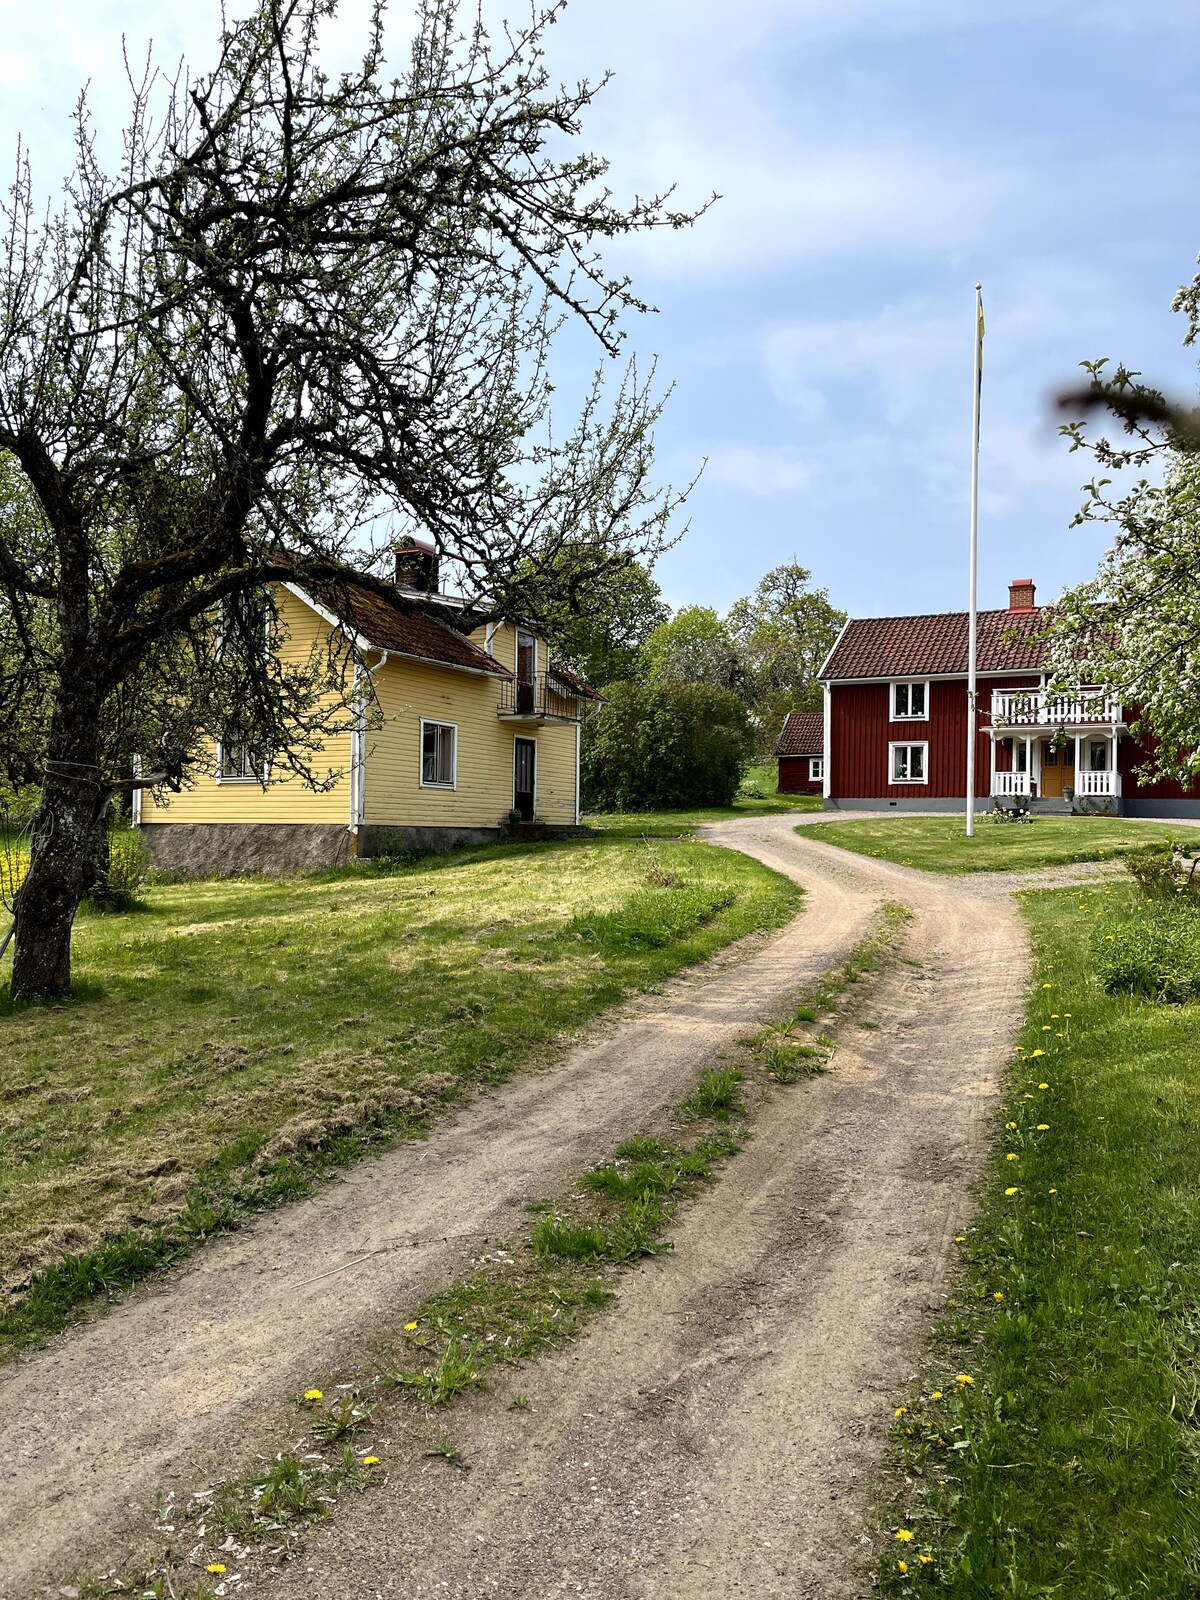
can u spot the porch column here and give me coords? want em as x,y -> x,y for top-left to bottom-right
1111,729 -> 1119,795
1024,735 -> 1032,794
988,732 -> 997,796
1074,733 -> 1082,793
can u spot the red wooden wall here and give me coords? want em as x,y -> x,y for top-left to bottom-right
778,757 -> 823,794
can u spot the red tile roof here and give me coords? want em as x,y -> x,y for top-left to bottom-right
775,711 -> 824,758
821,608 -> 1047,680
548,660 -> 606,703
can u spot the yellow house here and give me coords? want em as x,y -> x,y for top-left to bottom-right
138,550 -> 600,873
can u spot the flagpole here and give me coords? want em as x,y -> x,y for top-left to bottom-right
965,284 -> 983,838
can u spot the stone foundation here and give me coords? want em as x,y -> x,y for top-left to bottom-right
140,823 -> 353,875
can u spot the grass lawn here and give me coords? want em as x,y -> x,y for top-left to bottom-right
586,764 -> 822,839
879,883 -> 1200,1595
800,814 -> 1188,875
0,835 -> 800,1353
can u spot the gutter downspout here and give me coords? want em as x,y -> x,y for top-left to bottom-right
575,719 -> 582,826
822,682 -> 832,807
349,651 -> 389,849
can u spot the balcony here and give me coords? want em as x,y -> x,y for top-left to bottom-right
498,672 -> 591,724
991,688 -> 1123,728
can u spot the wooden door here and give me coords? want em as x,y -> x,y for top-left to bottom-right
514,737 -> 536,821
1040,740 -> 1064,797
516,630 -> 536,715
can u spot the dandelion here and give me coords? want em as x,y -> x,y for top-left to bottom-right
207,1566 -> 227,1576
1041,1026 -> 1052,1032
1005,1121 -> 1017,1130
1037,1123 -> 1049,1131
1030,1048 -> 1045,1058
1042,983 -> 1052,989
930,1390 -> 943,1400
918,1554 -> 933,1566
895,1406 -> 907,1417
993,1292 -> 1005,1302
1038,1082 -> 1049,1090
404,1321 -> 418,1332
1006,1152 -> 1019,1161
955,1373 -> 975,1387
898,1560 -> 909,1573
895,1528 -> 915,1542
1005,1186 -> 1019,1196
1049,1187 -> 1058,1194
362,1455 -> 380,1466
954,1235 -> 966,1243
304,1388 -> 324,1402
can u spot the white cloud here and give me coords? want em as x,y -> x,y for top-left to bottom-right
704,445 -> 815,495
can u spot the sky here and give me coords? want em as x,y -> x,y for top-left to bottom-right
0,0 -> 1198,621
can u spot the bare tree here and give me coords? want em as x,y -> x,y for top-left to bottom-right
0,0 -> 704,1000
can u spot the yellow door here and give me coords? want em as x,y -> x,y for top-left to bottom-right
1040,741 -> 1064,797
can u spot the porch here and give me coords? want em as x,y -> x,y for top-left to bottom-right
989,728 -> 1123,807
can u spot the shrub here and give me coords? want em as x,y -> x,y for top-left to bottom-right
1094,904 -> 1200,1003
580,680 -> 755,811
1123,841 -> 1200,903
87,830 -> 151,911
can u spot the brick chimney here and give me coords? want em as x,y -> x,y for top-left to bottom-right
394,537 -> 440,594
1007,578 -> 1036,613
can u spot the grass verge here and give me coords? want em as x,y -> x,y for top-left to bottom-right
586,765 -> 821,840
875,880 -> 1200,1596
79,901 -> 913,1597
799,814 -> 1187,875
0,836 -> 800,1359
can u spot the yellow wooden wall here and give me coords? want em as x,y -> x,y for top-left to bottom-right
142,587 -> 353,826
143,595 -> 579,830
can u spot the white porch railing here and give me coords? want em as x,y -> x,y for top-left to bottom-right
1074,770 -> 1122,798
993,772 -> 1031,796
991,689 -> 1123,727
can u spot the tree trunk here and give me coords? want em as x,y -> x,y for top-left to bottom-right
9,711 -> 108,1003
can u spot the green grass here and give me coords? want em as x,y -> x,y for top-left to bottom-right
800,814 -> 1189,875
878,882 -> 1200,1596
0,835 -> 801,1355
585,763 -> 822,839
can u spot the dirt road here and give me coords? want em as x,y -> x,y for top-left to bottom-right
3,818 -> 1029,1597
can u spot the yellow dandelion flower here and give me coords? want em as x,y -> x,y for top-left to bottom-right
404,1321 -> 418,1332
1030,1048 -> 1045,1058
1041,1026 -> 1052,1032
895,1528 -> 915,1542
362,1455 -> 380,1466
919,1554 -> 933,1565
1005,1121 -> 1017,1130
304,1388 -> 323,1401
1038,1082 -> 1049,1090
207,1565 -> 227,1576
1005,1186 -> 1019,1196
954,1235 -> 967,1243
1006,1152 -> 1019,1161
898,1560 -> 909,1573
955,1373 -> 975,1386
895,1406 -> 907,1417
993,1291 -> 1005,1302
1041,983 -> 1052,989
1049,1187 -> 1058,1194
930,1390 -> 943,1400
1037,1123 -> 1049,1131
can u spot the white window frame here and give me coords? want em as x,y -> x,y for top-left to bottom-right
419,718 -> 458,789
889,741 -> 929,784
215,732 -> 269,785
890,680 -> 930,722
809,756 -> 824,782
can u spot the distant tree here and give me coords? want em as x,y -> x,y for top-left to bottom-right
643,605 -> 743,693
0,0 -> 704,1000
580,681 -> 754,811
541,559 -> 669,686
727,563 -> 846,751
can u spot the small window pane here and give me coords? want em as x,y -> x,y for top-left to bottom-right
422,721 -> 455,785
910,745 -> 925,779
894,683 -> 909,717
910,683 -> 926,718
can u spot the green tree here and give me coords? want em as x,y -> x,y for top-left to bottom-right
540,559 -> 669,686
643,605 -> 743,692
727,563 -> 845,750
580,681 -> 754,811
0,0 -> 703,1000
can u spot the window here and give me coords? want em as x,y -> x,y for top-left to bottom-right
890,742 -> 928,783
217,730 -> 264,782
809,757 -> 824,782
891,681 -> 928,720
1089,741 -> 1109,772
421,719 -> 457,787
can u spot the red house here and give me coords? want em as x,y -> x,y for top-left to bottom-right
816,579 -> 1200,818
775,712 -> 825,794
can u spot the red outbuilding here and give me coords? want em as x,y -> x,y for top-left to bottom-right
775,711 -> 825,794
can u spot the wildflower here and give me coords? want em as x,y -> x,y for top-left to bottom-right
404,1321 -> 418,1331
1005,1121 -> 1017,1130
954,1235 -> 967,1243
1006,1152 -> 1019,1161
1038,1082 -> 1049,1090
1037,1123 -> 1049,1131
993,1292 -> 1005,1302
207,1566 -> 227,1576
1064,1012 -> 1072,1017
919,1554 -> 933,1566
362,1455 -> 380,1466
1049,1188 -> 1058,1194
1051,1013 -> 1059,1019
1030,1048 -> 1045,1058
955,1373 -> 975,1387
1042,983 -> 1052,989
895,1528 -> 915,1542
1005,1186 -> 1019,1196
304,1388 -> 324,1402
1041,1026 -> 1052,1032
898,1560 -> 909,1573
895,1406 -> 907,1417
930,1390 -> 943,1400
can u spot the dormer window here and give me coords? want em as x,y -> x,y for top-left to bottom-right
891,681 -> 928,721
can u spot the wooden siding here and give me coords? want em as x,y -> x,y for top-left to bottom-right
1118,727 -> 1200,801
778,756 -> 823,795
142,586 -> 353,826
829,678 -> 1036,800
